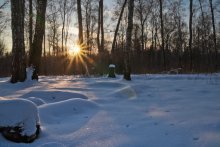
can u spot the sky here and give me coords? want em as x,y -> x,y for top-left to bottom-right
0,0 -> 219,52
0,0 -> 115,52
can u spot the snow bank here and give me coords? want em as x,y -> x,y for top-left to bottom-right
39,98 -> 99,123
0,99 -> 40,136
38,98 -> 99,136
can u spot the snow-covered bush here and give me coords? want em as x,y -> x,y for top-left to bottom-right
108,64 -> 116,78
0,99 -> 40,143
26,66 -> 34,81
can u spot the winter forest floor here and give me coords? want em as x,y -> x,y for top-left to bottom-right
0,74 -> 220,147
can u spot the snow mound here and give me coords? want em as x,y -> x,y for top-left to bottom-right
25,97 -> 46,106
0,99 -> 40,136
39,98 -> 99,124
22,91 -> 88,103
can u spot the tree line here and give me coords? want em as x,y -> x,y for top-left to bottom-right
0,0 -> 219,82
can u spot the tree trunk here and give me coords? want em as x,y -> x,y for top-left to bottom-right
209,0 -> 218,69
124,0 -> 134,81
97,0 -> 101,53
111,0 -> 127,54
159,0 -> 166,70
189,0 -> 193,71
10,0 -> 26,83
77,0 -> 83,45
100,0 -> 104,52
61,0 -> 67,53
85,1 -> 91,54
28,0 -> 33,66
29,0 -> 47,80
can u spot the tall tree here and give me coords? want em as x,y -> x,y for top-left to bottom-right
159,0 -> 166,70
29,0 -> 47,80
10,0 -> 26,83
209,0 -> 218,69
135,0 -> 150,51
97,0 -> 104,53
100,0 -> 104,52
47,0 -> 60,56
111,0 -> 127,54
189,0 -> 193,71
59,0 -> 67,53
77,0 -> 83,45
29,0 -> 33,65
124,0 -> 134,80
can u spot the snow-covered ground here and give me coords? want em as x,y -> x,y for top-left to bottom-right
0,74 -> 220,147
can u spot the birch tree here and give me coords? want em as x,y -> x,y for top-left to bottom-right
10,0 -> 26,83
124,0 -> 134,80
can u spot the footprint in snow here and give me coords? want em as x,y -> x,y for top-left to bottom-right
193,137 -> 199,141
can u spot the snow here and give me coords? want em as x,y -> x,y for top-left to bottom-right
109,64 -> 116,68
0,74 -> 220,146
0,99 -> 40,136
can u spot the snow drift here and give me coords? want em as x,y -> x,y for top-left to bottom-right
0,99 -> 40,136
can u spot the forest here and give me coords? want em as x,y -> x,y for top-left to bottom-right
0,0 -> 219,81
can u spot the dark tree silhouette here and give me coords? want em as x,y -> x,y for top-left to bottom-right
10,0 -> 26,83
29,0 -> 47,80
124,0 -> 134,80
189,0 -> 193,71
77,0 -> 83,44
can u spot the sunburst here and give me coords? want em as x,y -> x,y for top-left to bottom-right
67,43 -> 94,75
69,45 -> 81,56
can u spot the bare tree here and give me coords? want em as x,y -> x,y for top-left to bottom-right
135,0 -> 151,51
112,0 -> 127,54
10,0 -> 26,83
47,0 -> 60,56
97,0 -> 104,53
0,0 -> 9,9
29,0 -> 47,80
100,0 -> 104,52
209,0 -> 218,68
29,0 -> 33,65
0,1 -> 9,35
189,0 -> 193,71
77,0 -> 83,45
124,0 -> 134,80
59,0 -> 67,52
159,0 -> 166,69
82,0 -> 96,53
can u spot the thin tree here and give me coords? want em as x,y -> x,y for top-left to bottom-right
60,0 -> 67,53
112,0 -> 127,54
136,0 -> 150,51
100,0 -> 104,52
124,0 -> 134,80
28,0 -> 33,66
47,0 -> 60,55
10,0 -> 26,83
77,0 -> 83,45
29,0 -> 47,80
209,0 -> 218,69
189,0 -> 193,71
159,0 -> 166,70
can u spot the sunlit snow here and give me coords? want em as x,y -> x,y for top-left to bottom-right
0,74 -> 220,147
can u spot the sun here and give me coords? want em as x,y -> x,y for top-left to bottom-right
69,45 -> 81,56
